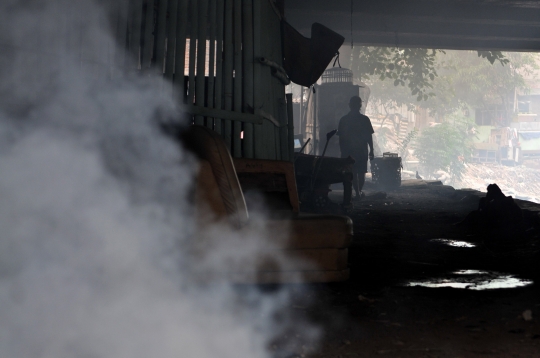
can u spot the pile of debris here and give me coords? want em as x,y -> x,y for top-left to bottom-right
457,162 -> 540,203
372,118 -> 402,154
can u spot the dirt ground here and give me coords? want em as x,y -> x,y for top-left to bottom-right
275,179 -> 540,358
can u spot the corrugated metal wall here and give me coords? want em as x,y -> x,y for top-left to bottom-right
120,0 -> 292,160
3,0 -> 293,161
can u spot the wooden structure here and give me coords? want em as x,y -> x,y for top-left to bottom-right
41,0 -> 293,161
233,158 -> 301,212
117,1 -> 350,283
471,126 -> 521,164
186,125 -> 352,283
471,143 -> 499,163
137,0 -> 292,160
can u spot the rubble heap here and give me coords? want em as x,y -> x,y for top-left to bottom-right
457,162 -> 540,203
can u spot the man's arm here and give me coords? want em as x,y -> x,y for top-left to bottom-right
368,135 -> 374,160
365,115 -> 375,159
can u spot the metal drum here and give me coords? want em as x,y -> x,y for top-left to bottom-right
371,153 -> 402,189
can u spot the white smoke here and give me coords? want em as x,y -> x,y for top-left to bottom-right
0,1 -> 318,357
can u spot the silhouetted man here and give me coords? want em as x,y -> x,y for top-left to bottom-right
337,96 -> 374,200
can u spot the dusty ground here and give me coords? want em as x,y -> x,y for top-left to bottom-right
275,180 -> 540,358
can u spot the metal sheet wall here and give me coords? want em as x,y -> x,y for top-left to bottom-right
128,0 -> 291,160
9,0 -> 292,161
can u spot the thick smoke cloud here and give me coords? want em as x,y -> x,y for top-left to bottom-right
0,1 -> 317,357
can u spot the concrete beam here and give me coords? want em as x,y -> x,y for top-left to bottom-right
285,0 -> 540,51
286,0 -> 540,26
350,32 -> 540,52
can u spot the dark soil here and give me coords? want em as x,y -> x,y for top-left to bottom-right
277,180 -> 540,358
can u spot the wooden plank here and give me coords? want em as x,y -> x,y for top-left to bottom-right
233,0 -> 243,157
187,0 -> 198,106
286,93 -> 295,161
275,12 -> 286,160
300,86 -> 304,136
242,0 -> 254,158
128,0 -> 144,70
253,0 -> 264,159
223,0 -> 234,149
233,158 -> 300,212
279,97 -> 289,161
141,0 -> 155,68
314,86 -> 320,154
207,0 -> 217,129
274,123 -> 281,160
195,0 -> 209,125
164,0 -> 179,85
266,0 -> 283,20
184,105 -> 263,124
302,86 -> 312,145
153,0 -> 169,71
213,0 -> 225,134
260,0 -> 275,159
269,0 -> 282,160
173,0 -> 189,103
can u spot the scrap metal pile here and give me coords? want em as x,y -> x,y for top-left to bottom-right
457,162 -> 540,203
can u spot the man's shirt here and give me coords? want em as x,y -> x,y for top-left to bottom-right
337,111 -> 374,158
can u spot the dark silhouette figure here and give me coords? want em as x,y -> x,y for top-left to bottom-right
337,96 -> 374,200
458,184 -> 523,239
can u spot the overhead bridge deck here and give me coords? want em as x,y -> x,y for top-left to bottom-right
285,0 -> 540,51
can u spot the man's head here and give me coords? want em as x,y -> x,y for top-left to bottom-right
486,183 -> 505,200
349,96 -> 362,112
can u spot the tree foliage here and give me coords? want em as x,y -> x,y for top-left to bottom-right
413,115 -> 476,184
397,129 -> 417,162
350,47 -> 440,101
352,49 -> 538,120
424,51 -> 537,117
347,47 -> 510,103
477,51 -> 509,66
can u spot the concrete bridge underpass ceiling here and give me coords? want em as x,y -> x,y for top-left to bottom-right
284,0 -> 540,51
